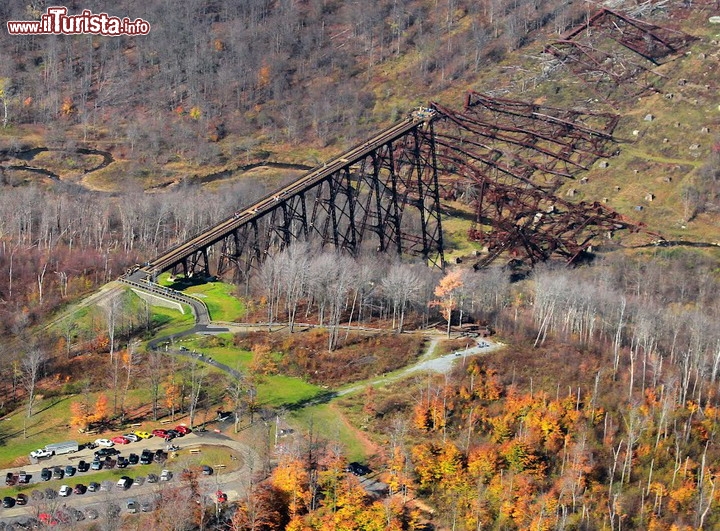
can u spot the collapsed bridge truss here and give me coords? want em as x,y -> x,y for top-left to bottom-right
544,8 -> 698,101
431,92 -> 652,267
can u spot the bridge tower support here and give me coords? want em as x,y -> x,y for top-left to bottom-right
154,117 -> 445,282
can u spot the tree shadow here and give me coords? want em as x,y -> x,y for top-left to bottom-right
164,275 -> 214,292
279,390 -> 337,412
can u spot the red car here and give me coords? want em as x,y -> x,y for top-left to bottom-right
111,436 -> 130,445
216,490 -> 227,503
151,429 -> 168,438
174,425 -> 191,435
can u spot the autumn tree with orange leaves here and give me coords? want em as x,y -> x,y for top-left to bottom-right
431,270 -> 464,337
69,393 -> 109,431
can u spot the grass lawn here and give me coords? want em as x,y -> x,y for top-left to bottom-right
184,281 -> 246,322
150,304 -> 195,336
155,274 -> 246,322
257,375 -> 324,408
180,341 -> 254,370
288,403 -> 367,462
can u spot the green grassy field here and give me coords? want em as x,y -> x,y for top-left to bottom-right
155,274 -> 246,322
149,304 -> 195,335
288,403 -> 368,462
184,282 -> 246,322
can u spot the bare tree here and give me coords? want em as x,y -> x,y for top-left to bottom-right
147,349 -> 164,421
226,363 -> 247,434
21,347 -> 46,437
382,262 -> 422,333
187,358 -> 208,429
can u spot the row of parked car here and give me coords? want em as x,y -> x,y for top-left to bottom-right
2,471 -> 172,511
93,425 -> 191,448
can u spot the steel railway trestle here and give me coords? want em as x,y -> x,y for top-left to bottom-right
138,110 -> 445,281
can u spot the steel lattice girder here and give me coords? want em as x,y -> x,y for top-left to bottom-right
431,94 -> 619,191
216,123 -> 444,280
466,178 -> 648,268
545,8 -> 697,98
428,93 -> 653,267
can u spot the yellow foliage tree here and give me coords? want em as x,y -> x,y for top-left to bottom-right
70,401 -> 90,431
430,270 -> 464,337
163,377 -> 181,421
250,343 -> 278,376
270,455 -> 310,518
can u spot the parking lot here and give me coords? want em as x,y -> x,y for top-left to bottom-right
0,430 -> 254,525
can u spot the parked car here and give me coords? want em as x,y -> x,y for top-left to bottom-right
39,513 -> 59,526
90,460 -> 103,470
146,473 -> 159,483
73,483 -> 87,495
133,476 -> 145,486
58,485 -> 72,497
151,428 -> 168,438
201,465 -> 213,475
123,433 -> 140,442
40,468 -> 52,481
5,472 -> 17,486
345,462 -> 372,476
15,493 -> 28,506
216,490 -> 227,503
126,499 -> 138,514
128,453 -> 140,465
2,496 -> 16,508
94,438 -> 114,447
140,499 -> 154,512
134,431 -> 152,439
111,436 -> 130,445
52,467 -> 64,480
174,425 -> 191,435
30,448 -> 53,459
154,449 -> 168,463
116,476 -> 132,490
17,471 -> 30,484
94,447 -> 121,458
77,460 -> 90,472
87,482 -> 100,492
165,430 -> 179,440
140,450 -> 154,465
103,459 -> 117,470
160,469 -> 173,481
64,465 -> 76,477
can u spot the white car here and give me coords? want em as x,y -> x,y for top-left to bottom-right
94,439 -> 114,447
29,448 -> 52,459
123,433 -> 140,442
160,470 -> 172,481
58,485 -> 72,497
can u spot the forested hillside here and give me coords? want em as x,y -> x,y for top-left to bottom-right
0,0 -> 589,159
